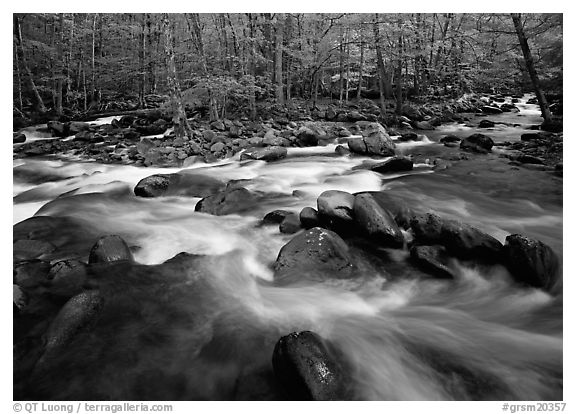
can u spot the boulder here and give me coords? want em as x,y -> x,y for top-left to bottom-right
210,142 -> 226,153
74,131 -> 96,142
410,245 -> 455,279
397,132 -> 419,142
263,210 -> 293,225
347,111 -> 366,122
274,227 -> 355,281
43,290 -> 104,354
361,191 -> 414,230
460,134 -> 494,153
47,121 -> 66,137
136,137 -> 156,156
540,120 -> 562,133
520,133 -> 546,141
211,120 -> 226,131
368,156 -> 413,174
13,239 -> 56,261
348,123 -> 395,156
195,187 -> 256,216
263,135 -> 290,147
88,235 -> 133,264
317,190 -> 355,229
352,193 -> 404,248
279,214 -> 302,234
229,125 -> 242,138
240,146 -> 287,162
47,259 -> 89,298
14,260 -> 51,289
68,121 -> 90,134
272,331 -> 348,400
299,207 -> 320,229
517,154 -> 544,165
440,135 -> 461,143
481,106 -> 503,114
296,127 -> 319,147
335,145 -> 351,156
134,173 -> 225,198
478,120 -> 495,128
503,234 -> 559,290
410,213 -> 503,262
413,121 -> 434,130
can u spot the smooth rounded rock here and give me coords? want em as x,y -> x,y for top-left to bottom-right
352,193 -> 405,247
88,235 -> 133,264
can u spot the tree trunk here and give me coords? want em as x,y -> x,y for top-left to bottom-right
395,24 -> 403,115
511,13 -> 552,124
14,40 -> 23,111
356,34 -> 364,100
91,14 -> 97,101
55,13 -> 65,115
163,14 -> 193,140
14,14 -> 47,112
275,14 -> 284,104
138,14 -> 147,108
372,15 -> 387,115
66,14 -> 75,107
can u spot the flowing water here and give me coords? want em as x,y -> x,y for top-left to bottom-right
13,95 -> 563,400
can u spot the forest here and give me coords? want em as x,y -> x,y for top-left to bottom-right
13,13 -> 563,402
13,13 -> 562,126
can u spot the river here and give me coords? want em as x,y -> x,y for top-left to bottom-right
13,95 -> 563,400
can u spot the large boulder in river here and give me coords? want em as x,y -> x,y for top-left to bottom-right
299,207 -> 320,229
353,194 -> 405,248
274,227 -> 355,282
272,331 -> 349,400
348,123 -> 395,156
240,146 -> 287,162
296,127 -> 319,147
368,156 -> 413,174
460,134 -> 494,153
478,120 -> 495,128
134,173 -> 225,198
41,290 -> 104,360
88,235 -> 133,264
503,234 -> 559,290
195,186 -> 256,216
410,213 -> 503,262
317,190 -> 355,230
13,133 -> 26,144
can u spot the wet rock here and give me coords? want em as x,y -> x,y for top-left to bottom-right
299,207 -> 320,229
500,103 -> 519,113
88,235 -> 133,264
47,121 -> 66,137
229,125 -> 242,138
317,190 -> 355,229
347,111 -> 366,122
272,331 -> 348,400
481,106 -> 502,114
369,156 -> 413,174
14,260 -> 51,289
263,210 -> 293,225
274,227 -> 355,281
520,133 -> 546,141
43,290 -> 104,353
517,154 -> 544,165
361,191 -> 415,229
13,133 -> 26,144
47,259 -> 89,298
337,128 -> 352,138
410,213 -> 503,262
410,245 -> 455,279
74,131 -> 96,142
122,128 -> 141,141
440,135 -> 461,143
503,234 -> 559,290
211,120 -> 226,131
348,123 -> 395,156
240,146 -> 287,162
14,284 -> 27,311
210,142 -> 226,153
13,239 -> 56,261
335,145 -> 350,156
353,193 -> 404,248
263,135 -> 290,147
296,127 -> 319,147
279,214 -> 302,234
195,187 -> 256,216
460,134 -> 494,153
397,132 -> 419,142
413,121 -> 434,130
68,121 -> 90,134
134,173 -> 225,198
478,120 -> 495,128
